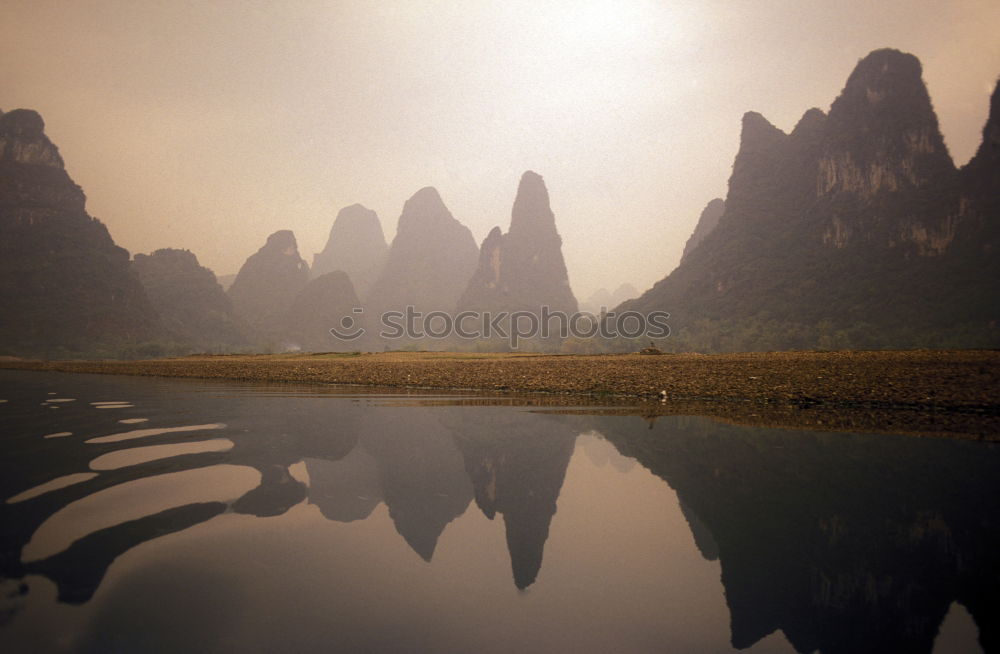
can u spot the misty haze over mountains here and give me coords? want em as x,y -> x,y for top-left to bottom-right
0,48 -> 997,357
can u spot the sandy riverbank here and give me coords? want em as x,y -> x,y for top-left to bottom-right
2,350 -> 998,440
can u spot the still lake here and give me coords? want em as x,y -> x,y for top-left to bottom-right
0,369 -> 997,654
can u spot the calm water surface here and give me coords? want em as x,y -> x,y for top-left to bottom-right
0,370 -> 997,653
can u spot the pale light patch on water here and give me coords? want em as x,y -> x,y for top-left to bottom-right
118,418 -> 149,424
6,472 -> 99,504
576,430 -> 637,473
89,439 -> 235,471
0,399 -> 7,403
22,464 -> 260,562
90,401 -> 134,409
288,460 -> 310,486
86,423 -> 227,445
42,432 -> 72,439
43,399 -> 75,403
933,601 -> 984,654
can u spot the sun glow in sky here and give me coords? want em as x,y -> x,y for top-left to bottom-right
2,0 -> 998,299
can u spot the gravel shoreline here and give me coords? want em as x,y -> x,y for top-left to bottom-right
2,350 -> 998,440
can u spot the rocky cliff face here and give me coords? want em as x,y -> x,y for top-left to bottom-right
132,248 -> 246,349
680,198 -> 725,263
457,171 -> 578,316
622,49 -> 998,349
0,109 -> 161,355
367,187 -> 479,321
819,51 -> 952,193
311,204 -> 387,299
227,230 -> 310,341
815,49 -> 959,254
0,109 -> 66,169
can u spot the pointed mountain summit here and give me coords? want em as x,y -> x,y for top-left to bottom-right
311,204 -> 387,299
813,48 -> 958,254
367,186 -> 479,319
457,171 -> 578,319
0,109 -> 68,170
509,170 -> 558,238
132,248 -> 246,349
0,109 -> 161,354
622,48 -> 997,350
819,48 -> 955,204
228,230 -> 309,340
725,109 -> 824,226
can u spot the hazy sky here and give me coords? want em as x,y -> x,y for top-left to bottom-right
3,0 -> 999,299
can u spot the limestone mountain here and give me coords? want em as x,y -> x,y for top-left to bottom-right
680,198 -> 724,263
311,204 -> 387,299
581,283 -> 639,314
622,49 -> 998,350
227,230 -> 309,341
0,109 -> 161,355
367,187 -> 479,320
815,49 -> 958,252
457,171 -> 578,316
132,248 -> 246,349
283,271 -> 365,352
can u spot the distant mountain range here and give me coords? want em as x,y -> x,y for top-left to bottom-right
580,283 -> 639,315
621,49 -> 999,351
0,48 -> 995,356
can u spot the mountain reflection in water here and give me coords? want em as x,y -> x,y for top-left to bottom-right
0,370 -> 997,654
